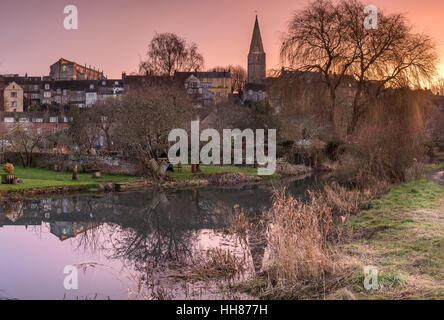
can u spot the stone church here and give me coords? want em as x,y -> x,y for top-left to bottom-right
243,15 -> 267,103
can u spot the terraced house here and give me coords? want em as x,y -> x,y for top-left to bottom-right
1,75 -> 124,110
3,81 -> 24,112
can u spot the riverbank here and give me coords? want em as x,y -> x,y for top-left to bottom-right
343,177 -> 444,299
0,166 -> 136,201
0,165 -> 288,202
234,172 -> 444,300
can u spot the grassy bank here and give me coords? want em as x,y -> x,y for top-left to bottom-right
344,178 -> 444,299
0,166 -> 136,191
168,165 -> 281,180
234,176 -> 444,300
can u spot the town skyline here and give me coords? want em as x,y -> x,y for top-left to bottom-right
1,0 -> 444,79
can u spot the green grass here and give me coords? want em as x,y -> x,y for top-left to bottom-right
0,166 -> 136,191
168,165 -> 281,180
347,177 -> 444,299
369,178 -> 444,211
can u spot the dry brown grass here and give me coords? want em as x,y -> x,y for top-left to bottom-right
240,182 -> 379,299
265,190 -> 335,284
190,248 -> 248,280
223,204 -> 249,238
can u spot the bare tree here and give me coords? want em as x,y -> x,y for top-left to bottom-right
69,107 -> 102,154
229,65 -> 247,93
432,77 -> 444,96
115,88 -> 194,166
0,123 -> 45,167
139,33 -> 205,76
340,0 -> 438,133
281,0 -> 357,120
280,0 -> 439,134
92,98 -> 121,152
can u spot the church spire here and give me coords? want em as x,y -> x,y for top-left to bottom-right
249,15 -> 264,53
247,15 -> 266,85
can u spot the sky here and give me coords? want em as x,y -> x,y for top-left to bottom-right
1,0 -> 444,79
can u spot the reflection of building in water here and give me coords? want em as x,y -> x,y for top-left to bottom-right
50,221 -> 100,241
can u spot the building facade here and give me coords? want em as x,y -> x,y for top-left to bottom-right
176,71 -> 232,106
1,76 -> 124,109
49,58 -> 105,81
3,82 -> 24,112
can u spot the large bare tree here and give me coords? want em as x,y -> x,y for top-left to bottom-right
115,88 -> 194,164
281,0 -> 357,120
280,0 -> 439,134
340,0 -> 438,133
139,33 -> 205,76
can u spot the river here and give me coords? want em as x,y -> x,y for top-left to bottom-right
0,174 -> 324,300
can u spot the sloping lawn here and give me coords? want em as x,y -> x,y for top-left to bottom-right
0,166 -> 136,191
168,164 -> 280,180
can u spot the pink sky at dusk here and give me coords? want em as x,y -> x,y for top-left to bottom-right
1,0 -> 443,79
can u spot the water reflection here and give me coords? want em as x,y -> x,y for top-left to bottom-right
0,175 -> 323,300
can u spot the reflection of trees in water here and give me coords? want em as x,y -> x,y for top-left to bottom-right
73,191 -> 209,267
2,175 -> 322,269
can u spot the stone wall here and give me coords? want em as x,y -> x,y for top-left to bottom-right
1,152 -> 138,175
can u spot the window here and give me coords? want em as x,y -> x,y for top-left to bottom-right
102,81 -> 106,86
34,85 -> 39,91
115,81 -> 119,85
63,89 -> 67,96
19,118 -> 29,123
4,118 -> 14,123
44,91 -> 51,98
33,118 -> 43,123
10,92 -> 17,98
37,128 -> 42,135
11,101 -> 17,107
89,84 -> 94,90
50,117 -> 58,123
57,89 -> 61,94
45,84 -> 50,90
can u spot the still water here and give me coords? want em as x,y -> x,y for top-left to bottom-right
0,175 -> 323,300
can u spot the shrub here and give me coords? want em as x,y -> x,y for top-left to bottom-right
339,121 -> 427,187
3,163 -> 14,174
324,140 -> 344,162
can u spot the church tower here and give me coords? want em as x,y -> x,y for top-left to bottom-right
248,15 -> 266,84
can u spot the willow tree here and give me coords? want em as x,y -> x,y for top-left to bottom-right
280,0 -> 358,121
340,0 -> 438,133
280,0 -> 439,134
